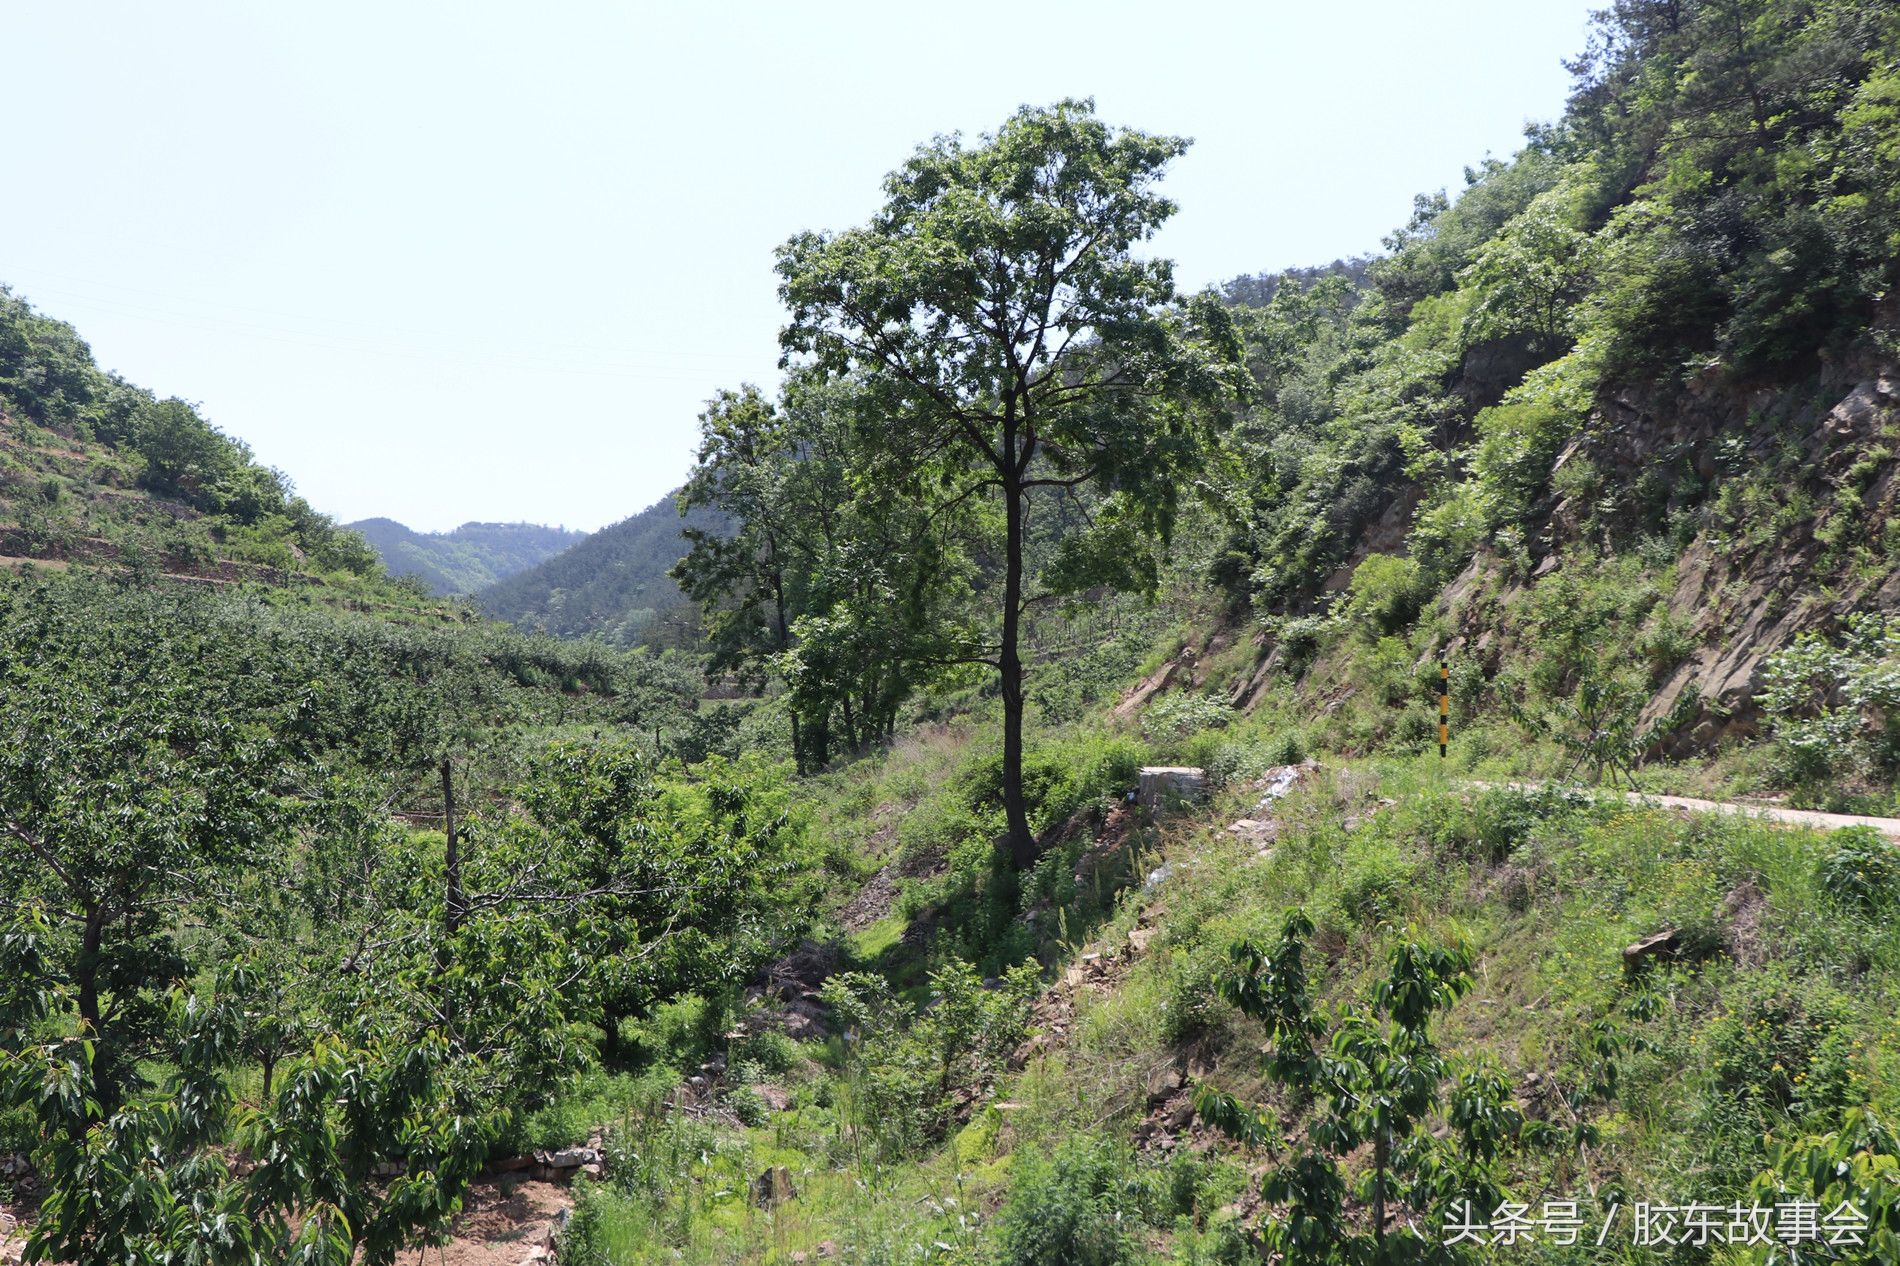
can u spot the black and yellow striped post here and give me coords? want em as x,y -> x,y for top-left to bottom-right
1438,660 -> 1449,760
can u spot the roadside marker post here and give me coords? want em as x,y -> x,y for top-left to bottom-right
1439,660 -> 1449,761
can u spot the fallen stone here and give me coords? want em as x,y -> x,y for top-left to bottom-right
1227,818 -> 1278,845
1623,929 -> 1680,972
752,1165 -> 797,1207
1145,1065 -> 1184,1101
534,1146 -> 600,1170
1128,927 -> 1158,954
1008,1033 -> 1051,1071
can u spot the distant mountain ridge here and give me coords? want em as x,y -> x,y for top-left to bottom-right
474,493 -> 729,647
348,518 -> 586,596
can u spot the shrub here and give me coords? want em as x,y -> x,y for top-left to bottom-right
728,1028 -> 800,1078
820,958 -> 1039,1159
1264,730 -> 1306,765
1463,785 -> 1586,863
557,1181 -> 615,1266
1331,841 -> 1417,926
1817,825 -> 1900,914
1469,400 -> 1577,518
1759,615 -> 1900,792
957,736 -> 1145,837
724,1084 -> 770,1127
1700,968 -> 1856,1123
996,1134 -> 1144,1266
1345,553 -> 1430,636
1161,948 -> 1233,1047
1141,692 -> 1234,742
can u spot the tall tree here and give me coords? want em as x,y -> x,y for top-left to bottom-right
776,98 -> 1244,863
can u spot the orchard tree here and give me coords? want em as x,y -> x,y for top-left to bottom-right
1194,911 -> 1554,1263
0,578 -> 288,1114
484,740 -> 815,1063
777,98 -> 1245,863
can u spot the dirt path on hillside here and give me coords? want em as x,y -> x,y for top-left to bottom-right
427,1176 -> 570,1266
1472,781 -> 1900,839
1,1176 -> 569,1266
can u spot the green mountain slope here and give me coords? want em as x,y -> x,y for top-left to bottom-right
475,494 -> 730,647
0,285 -> 393,592
348,517 -> 587,596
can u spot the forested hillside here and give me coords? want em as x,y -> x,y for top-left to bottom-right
5,2 -> 1900,1265
0,286 -> 388,593
476,494 -> 729,648
349,516 -> 587,596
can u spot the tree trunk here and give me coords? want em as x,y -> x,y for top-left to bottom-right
1001,469 -> 1034,867
76,905 -> 103,1035
770,555 -> 803,771
600,1005 -> 626,1066
1373,1128 -> 1389,1245
76,905 -> 108,1115
808,713 -> 831,769
441,757 -> 463,936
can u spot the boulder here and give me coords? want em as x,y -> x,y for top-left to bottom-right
534,1146 -> 600,1171
752,1165 -> 797,1207
1137,766 -> 1206,810
1622,929 -> 1680,973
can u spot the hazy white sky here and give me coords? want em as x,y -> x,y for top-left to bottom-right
1,2 -> 1598,533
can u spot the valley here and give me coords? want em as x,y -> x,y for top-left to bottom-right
4,2 -> 1900,1263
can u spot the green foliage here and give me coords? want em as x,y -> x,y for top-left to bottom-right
1345,554 -> 1430,637
0,286 -> 385,582
777,96 -> 1246,858
821,958 -> 1038,1161
0,570 -> 807,1263
1817,825 -> 1900,914
478,494 -> 728,647
675,375 -> 979,771
1749,1109 -> 1900,1264
1759,614 -> 1900,794
1466,399 -> 1578,525
1699,967 -> 1857,1125
1141,691 -> 1234,742
349,518 -> 586,597
500,740 -> 816,1060
994,1135 -> 1144,1266
1194,911 -> 1549,1264
1456,174 -> 1599,354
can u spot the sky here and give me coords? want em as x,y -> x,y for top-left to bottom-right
1,1 -> 1600,535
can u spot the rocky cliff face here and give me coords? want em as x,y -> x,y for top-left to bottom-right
1438,355 -> 1900,750
1642,370 -> 1900,746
